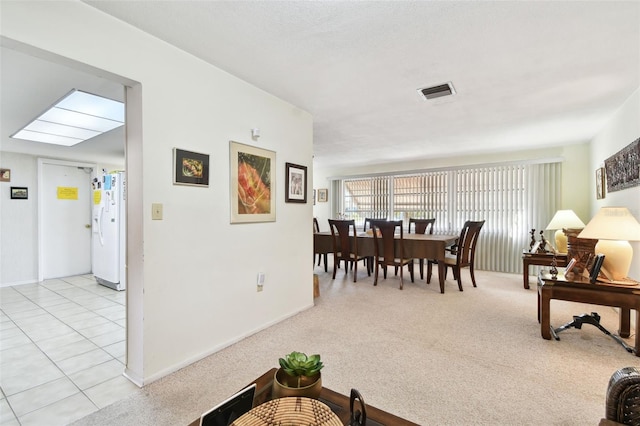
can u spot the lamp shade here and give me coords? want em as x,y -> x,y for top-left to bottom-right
577,207 -> 640,241
545,210 -> 585,230
578,207 -> 640,281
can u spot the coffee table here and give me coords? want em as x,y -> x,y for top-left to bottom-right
537,271 -> 640,356
188,368 -> 419,425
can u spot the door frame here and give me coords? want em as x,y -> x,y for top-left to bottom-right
37,158 -> 97,282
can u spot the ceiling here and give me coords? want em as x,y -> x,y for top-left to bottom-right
2,1 -> 639,169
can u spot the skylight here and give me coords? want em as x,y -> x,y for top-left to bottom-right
11,89 -> 125,146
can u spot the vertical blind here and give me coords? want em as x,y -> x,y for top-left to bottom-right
337,161 -> 561,274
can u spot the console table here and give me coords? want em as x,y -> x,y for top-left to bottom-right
522,250 -> 568,289
537,271 -> 640,356
188,368 -> 419,425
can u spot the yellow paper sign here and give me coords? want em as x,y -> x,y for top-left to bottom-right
93,190 -> 101,205
57,187 -> 78,200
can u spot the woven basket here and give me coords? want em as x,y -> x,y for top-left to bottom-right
231,397 -> 341,426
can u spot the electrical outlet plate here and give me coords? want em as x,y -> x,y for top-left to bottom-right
152,203 -> 163,220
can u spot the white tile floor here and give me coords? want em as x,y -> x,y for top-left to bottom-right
0,275 -> 139,425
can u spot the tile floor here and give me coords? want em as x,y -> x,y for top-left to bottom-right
0,275 -> 139,425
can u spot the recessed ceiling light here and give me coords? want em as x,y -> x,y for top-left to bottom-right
11,89 -> 124,146
417,82 -> 456,100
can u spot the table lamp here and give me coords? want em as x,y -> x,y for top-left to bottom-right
545,210 -> 586,254
577,207 -> 640,281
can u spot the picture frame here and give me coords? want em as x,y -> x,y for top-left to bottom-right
173,148 -> 210,187
0,168 -> 10,182
595,167 -> 605,199
530,241 -> 541,254
10,186 -> 28,199
285,162 -> 307,203
230,141 -> 276,223
313,189 -> 316,205
317,188 -> 328,203
604,137 -> 640,193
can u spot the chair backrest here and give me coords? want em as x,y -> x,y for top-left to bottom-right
328,219 -> 357,260
372,220 -> 403,264
455,220 -> 485,267
313,217 -> 320,233
363,217 -> 386,232
408,218 -> 436,235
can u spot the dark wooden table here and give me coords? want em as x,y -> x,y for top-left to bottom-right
522,250 -> 568,289
188,368 -> 419,426
537,271 -> 640,356
314,231 -> 458,293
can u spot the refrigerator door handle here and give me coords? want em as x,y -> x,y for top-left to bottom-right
97,205 -> 105,246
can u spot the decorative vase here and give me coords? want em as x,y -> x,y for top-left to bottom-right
272,368 -> 322,399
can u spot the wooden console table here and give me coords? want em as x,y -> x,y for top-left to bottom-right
522,250 -> 568,289
537,271 -> 640,356
188,368 -> 419,425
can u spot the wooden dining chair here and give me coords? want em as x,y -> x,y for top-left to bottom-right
313,217 -> 328,272
436,220 -> 485,291
408,218 -> 436,280
328,219 -> 370,282
363,217 -> 386,232
371,220 -> 414,289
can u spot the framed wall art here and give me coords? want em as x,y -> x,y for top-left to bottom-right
595,167 -> 605,199
230,141 -> 276,223
10,186 -> 28,199
173,148 -> 209,187
0,169 -> 10,182
317,188 -> 328,202
604,137 -> 639,193
285,162 -> 307,203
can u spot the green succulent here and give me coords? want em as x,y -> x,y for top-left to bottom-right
278,351 -> 324,380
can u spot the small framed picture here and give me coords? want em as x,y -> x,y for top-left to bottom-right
317,188 -> 328,203
530,241 -> 541,254
313,189 -> 316,205
10,187 -> 28,199
285,162 -> 307,203
0,169 -> 10,182
595,167 -> 605,199
173,148 -> 210,187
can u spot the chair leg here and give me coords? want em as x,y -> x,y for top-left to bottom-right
470,265 -> 477,287
426,261 -> 432,284
409,262 -> 414,283
353,258 -> 358,283
332,259 -> 338,279
373,262 -> 379,286
456,266 -> 463,291
383,266 -> 388,279
399,264 -> 403,290
419,259 -> 424,280
323,254 -> 328,272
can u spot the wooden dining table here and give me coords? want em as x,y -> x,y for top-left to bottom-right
314,231 -> 459,293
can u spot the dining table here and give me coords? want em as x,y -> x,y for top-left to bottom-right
314,231 -> 459,293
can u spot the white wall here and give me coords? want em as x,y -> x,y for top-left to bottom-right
313,144 -> 592,230
1,1 -> 313,384
588,88 -> 640,279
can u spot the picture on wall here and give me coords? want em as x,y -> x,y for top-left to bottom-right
595,167 -> 605,199
285,162 -> 307,203
0,169 -> 10,182
10,187 -> 28,199
230,141 -> 276,223
604,137 -> 639,193
317,188 -> 328,202
173,148 -> 210,187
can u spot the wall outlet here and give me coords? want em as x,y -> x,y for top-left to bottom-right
257,273 -> 265,292
152,203 -> 163,220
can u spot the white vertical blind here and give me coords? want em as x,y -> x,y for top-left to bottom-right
337,161 -> 561,274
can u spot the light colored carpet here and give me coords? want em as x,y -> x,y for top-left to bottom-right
72,266 -> 637,426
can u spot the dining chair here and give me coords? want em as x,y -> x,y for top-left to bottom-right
313,217 -> 328,272
328,219 -> 370,282
363,217 -> 386,232
371,220 -> 414,289
408,218 -> 436,280
434,220 -> 485,291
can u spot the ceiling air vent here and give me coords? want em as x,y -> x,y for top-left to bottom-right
418,82 -> 456,100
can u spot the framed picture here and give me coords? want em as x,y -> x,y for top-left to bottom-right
595,167 -> 605,199
0,169 -> 10,182
285,162 -> 307,203
230,141 -> 276,223
10,186 -> 28,199
313,189 -> 316,205
317,188 -> 328,203
173,148 -> 209,187
604,137 -> 640,193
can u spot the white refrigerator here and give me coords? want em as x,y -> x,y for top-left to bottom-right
92,171 -> 126,291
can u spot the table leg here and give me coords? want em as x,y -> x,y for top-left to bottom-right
618,308 -> 630,338
523,259 -> 530,290
438,262 -> 445,294
635,310 -> 640,357
540,289 -> 551,340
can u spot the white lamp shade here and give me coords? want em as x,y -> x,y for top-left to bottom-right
578,207 -> 640,241
545,210 -> 585,230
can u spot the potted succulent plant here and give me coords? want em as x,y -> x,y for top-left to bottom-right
272,351 -> 324,399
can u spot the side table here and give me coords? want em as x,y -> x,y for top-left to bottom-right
522,250 -> 568,289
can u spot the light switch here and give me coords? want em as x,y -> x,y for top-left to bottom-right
152,203 -> 163,220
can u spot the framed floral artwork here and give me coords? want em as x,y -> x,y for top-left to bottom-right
285,162 -> 307,203
230,141 -> 276,223
173,148 -> 209,187
317,188 -> 328,202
